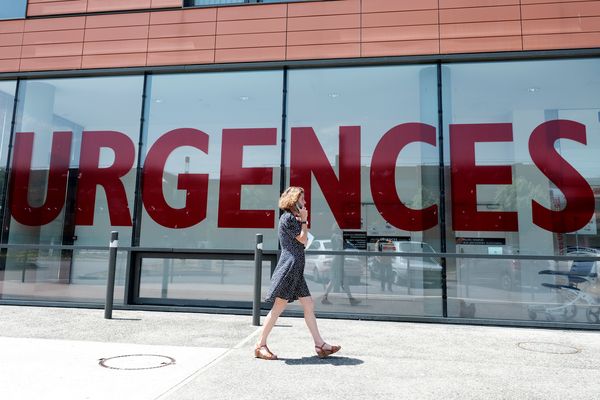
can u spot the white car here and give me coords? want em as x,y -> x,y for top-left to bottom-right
305,239 -> 364,285
369,241 -> 442,288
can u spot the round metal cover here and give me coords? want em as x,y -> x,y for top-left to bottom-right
99,354 -> 176,370
517,342 -> 580,354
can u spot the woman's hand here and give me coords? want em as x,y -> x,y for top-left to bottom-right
299,206 -> 308,221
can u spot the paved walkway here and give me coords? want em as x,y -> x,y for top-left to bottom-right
0,305 -> 598,400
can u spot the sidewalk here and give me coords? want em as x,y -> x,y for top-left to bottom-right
0,305 -> 598,400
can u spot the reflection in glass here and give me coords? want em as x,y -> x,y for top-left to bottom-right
443,58 -> 600,322
10,76 -> 144,248
1,77 -> 143,301
286,65 -> 442,317
139,71 -> 283,250
139,257 -> 272,303
0,250 -> 127,303
448,254 -> 600,324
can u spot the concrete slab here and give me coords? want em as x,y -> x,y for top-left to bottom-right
0,337 -> 227,400
0,305 -> 599,400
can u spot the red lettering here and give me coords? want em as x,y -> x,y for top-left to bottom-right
76,131 -> 135,226
218,128 -> 277,228
290,126 -> 361,229
142,128 -> 209,229
10,131 -> 71,226
450,123 -> 518,231
529,119 -> 595,233
370,123 -> 438,231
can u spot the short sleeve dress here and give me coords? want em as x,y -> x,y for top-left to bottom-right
265,211 -> 311,303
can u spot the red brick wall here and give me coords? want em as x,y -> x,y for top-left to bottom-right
0,0 -> 598,73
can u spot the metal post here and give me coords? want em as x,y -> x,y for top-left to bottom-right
252,234 -> 263,326
161,258 -> 170,299
104,231 -> 118,319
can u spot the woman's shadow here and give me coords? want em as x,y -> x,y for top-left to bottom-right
279,355 -> 363,366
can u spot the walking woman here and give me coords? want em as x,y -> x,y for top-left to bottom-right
255,186 -> 341,360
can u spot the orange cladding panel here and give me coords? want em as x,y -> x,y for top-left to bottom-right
288,0 -> 360,17
27,1 -> 88,17
151,0 -> 182,8
522,16 -> 600,35
215,46 -> 286,63
362,0 -> 438,13
362,39 -> 439,57
362,10 -> 439,27
87,0 -> 151,13
286,42 -> 360,60
9,0 -> 600,72
441,35 -> 522,53
524,32 -> 600,50
217,4 -> 287,20
0,59 -> 20,72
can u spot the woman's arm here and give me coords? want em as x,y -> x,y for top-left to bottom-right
295,207 -> 309,245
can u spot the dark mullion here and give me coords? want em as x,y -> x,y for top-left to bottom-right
126,73 -> 151,304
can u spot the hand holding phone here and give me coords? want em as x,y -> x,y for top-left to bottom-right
296,202 -> 308,220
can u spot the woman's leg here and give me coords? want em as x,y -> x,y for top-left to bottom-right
298,296 -> 327,347
256,297 -> 288,347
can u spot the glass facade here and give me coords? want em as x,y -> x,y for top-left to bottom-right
0,57 -> 598,327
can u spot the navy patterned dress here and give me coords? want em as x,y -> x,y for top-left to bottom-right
265,211 -> 311,303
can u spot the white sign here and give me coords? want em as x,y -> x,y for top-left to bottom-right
574,213 -> 597,235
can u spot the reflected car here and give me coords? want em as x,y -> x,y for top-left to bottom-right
369,241 -> 443,288
457,251 -> 521,291
456,246 -> 560,291
305,239 -> 363,285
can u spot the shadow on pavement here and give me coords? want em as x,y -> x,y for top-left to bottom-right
281,356 -> 364,366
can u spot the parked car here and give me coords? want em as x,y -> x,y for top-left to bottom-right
369,241 -> 443,288
305,239 -> 364,285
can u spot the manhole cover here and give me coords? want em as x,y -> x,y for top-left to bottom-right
517,342 -> 580,354
99,354 -> 176,370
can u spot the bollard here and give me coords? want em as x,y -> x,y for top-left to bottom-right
104,231 -> 118,319
252,234 -> 263,326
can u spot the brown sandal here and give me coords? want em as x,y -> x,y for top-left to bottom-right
315,342 -> 341,358
254,345 -> 278,360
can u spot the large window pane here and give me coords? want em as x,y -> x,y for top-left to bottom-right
286,65 -> 441,317
139,71 -> 283,250
2,76 -> 143,302
443,59 -> 600,322
10,76 -> 144,247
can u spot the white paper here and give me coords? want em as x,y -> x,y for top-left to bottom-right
306,231 -> 314,249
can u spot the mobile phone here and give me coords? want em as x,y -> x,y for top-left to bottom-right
295,202 -> 303,213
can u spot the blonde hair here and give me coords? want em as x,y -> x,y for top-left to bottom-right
278,186 -> 304,211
